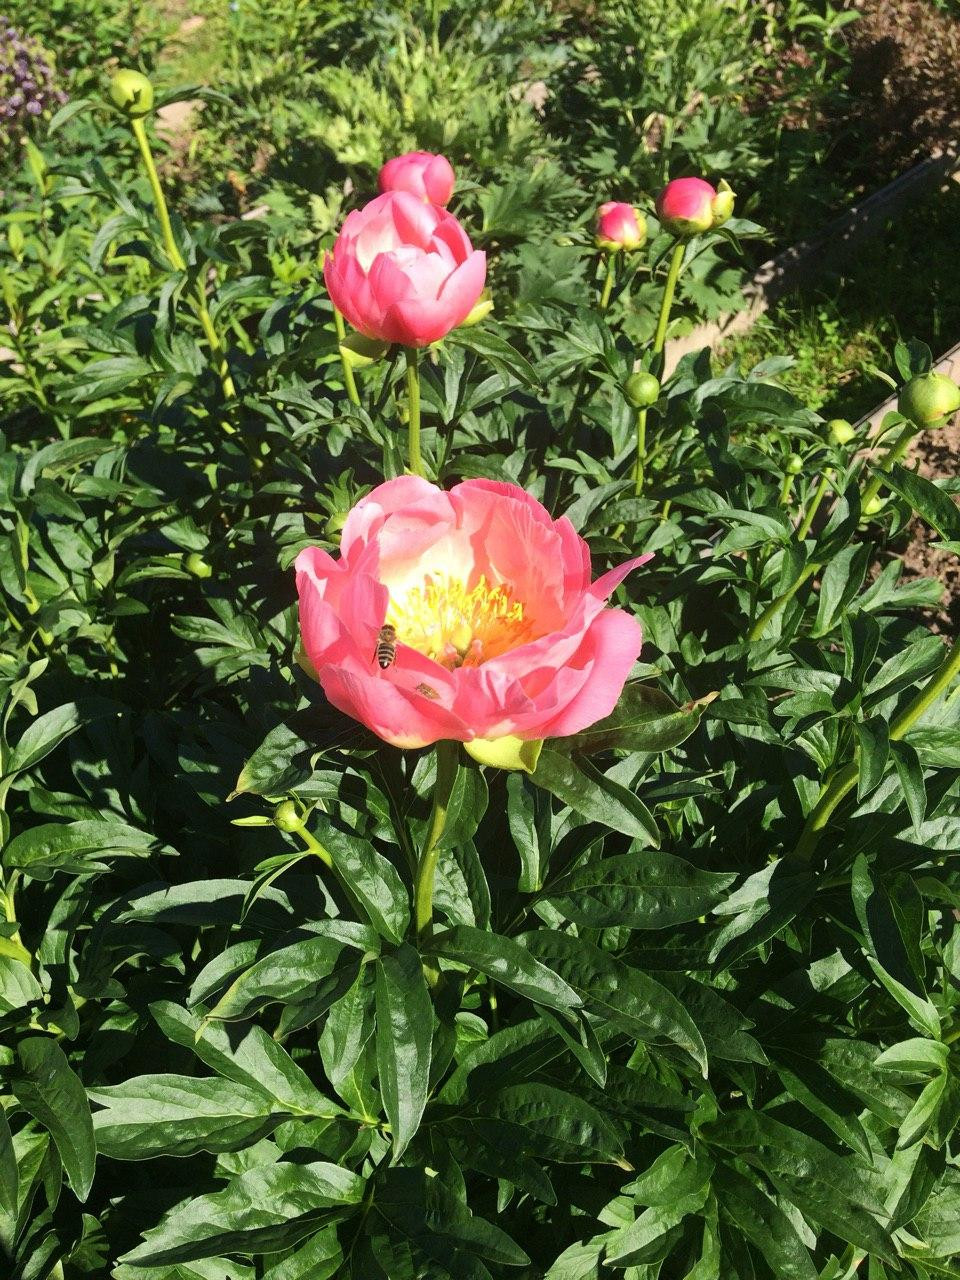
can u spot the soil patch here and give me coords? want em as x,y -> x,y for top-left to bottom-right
895,418 -> 960,636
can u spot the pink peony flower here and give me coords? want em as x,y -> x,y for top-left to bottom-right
655,177 -> 717,236
324,191 -> 486,348
296,477 -> 650,753
379,150 -> 456,206
595,201 -> 646,251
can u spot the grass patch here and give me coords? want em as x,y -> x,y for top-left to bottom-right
722,174 -> 960,419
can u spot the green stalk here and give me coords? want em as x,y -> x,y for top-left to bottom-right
796,472 -> 831,541
633,407 -> 648,496
332,306 -> 361,407
792,637 -> 960,863
131,116 -> 237,411
860,422 -> 916,512
599,254 -> 617,310
405,346 -> 423,476
778,473 -> 796,507
414,741 -> 460,983
748,561 -> 818,642
653,241 -> 685,354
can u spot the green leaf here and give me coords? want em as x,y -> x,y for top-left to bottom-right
884,464 -> 960,540
374,944 -> 433,1159
531,749 -> 658,844
851,854 -> 939,1038
312,813 -> 410,945
543,851 -> 734,929
368,1172 -> 535,1280
897,1069 -> 948,1150
703,1111 -> 895,1261
855,717 -> 890,800
559,683 -> 711,755
433,924 -> 581,1013
506,772 -> 545,892
448,326 -> 540,387
149,1001 -> 342,1118
13,1037 -> 96,1201
3,819 -> 162,879
205,934 -> 349,1021
228,718 -> 313,799
713,1165 -> 818,1280
122,1161 -> 365,1265
891,740 -> 927,833
490,1083 -> 625,1165
89,1075 -> 283,1159
874,1038 -> 949,1076
3,699 -> 115,778
0,1107 -> 17,1219
261,1226 -> 344,1280
518,930 -> 706,1072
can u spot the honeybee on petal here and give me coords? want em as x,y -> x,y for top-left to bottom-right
375,624 -> 397,669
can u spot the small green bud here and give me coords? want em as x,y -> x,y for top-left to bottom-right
109,69 -> 155,118
624,371 -> 660,409
273,800 -> 305,833
786,453 -> 803,475
183,552 -> 212,579
827,418 -> 855,446
897,372 -> 960,428
863,494 -> 887,516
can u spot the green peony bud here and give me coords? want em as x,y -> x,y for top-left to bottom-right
624,371 -> 660,408
862,494 -> 887,517
109,69 -> 155,118
827,418 -> 855,446
273,800 -> 305,832
183,553 -> 212,579
897,372 -> 960,428
786,453 -> 803,475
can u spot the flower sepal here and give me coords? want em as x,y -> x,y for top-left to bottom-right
464,736 -> 543,774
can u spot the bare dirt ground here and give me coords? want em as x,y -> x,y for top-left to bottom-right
897,419 -> 960,636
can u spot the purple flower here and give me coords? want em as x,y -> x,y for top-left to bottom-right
0,16 -> 66,144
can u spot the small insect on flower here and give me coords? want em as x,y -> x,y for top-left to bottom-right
375,624 -> 397,669
416,683 -> 439,699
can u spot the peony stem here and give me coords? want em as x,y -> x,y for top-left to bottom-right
414,740 -> 460,983
633,408 -> 648,496
332,306 -> 361,407
748,562 -> 818,642
653,241 -> 685,355
599,255 -> 617,311
131,116 -> 237,413
796,472 -> 832,541
860,422 -> 916,513
791,636 -> 960,863
405,346 -> 423,477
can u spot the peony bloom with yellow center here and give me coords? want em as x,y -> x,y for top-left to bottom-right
295,477 -> 650,762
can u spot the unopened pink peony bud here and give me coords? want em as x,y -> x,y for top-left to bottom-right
595,202 -> 647,252
655,177 -> 717,237
324,191 -> 486,348
378,151 -> 455,206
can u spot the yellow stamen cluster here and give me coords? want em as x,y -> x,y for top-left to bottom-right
388,572 -> 529,668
